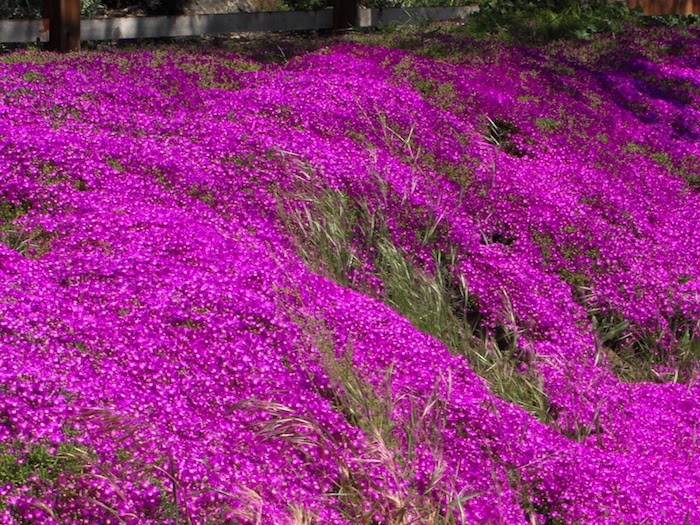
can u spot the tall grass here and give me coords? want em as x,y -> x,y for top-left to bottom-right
590,306 -> 700,384
270,170 -> 556,521
276,173 -> 551,423
247,327 -> 479,524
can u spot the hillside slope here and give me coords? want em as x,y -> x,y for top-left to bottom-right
0,28 -> 700,523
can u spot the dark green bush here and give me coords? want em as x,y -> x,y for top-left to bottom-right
465,0 -> 634,42
283,0 -> 327,11
638,13 -> 700,27
0,0 -> 107,18
0,0 -> 42,18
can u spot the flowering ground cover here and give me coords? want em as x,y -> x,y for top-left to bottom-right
0,25 -> 699,524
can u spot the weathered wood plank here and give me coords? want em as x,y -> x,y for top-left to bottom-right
358,5 -> 479,27
81,10 -> 334,40
0,19 -> 46,44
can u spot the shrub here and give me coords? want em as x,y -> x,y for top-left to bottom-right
464,0 -> 634,42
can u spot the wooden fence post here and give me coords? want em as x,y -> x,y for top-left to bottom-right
46,0 -> 80,52
332,0 -> 358,30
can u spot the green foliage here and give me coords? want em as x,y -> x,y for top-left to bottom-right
362,0 -> 470,8
0,0 -> 105,18
0,442 -> 89,487
0,200 -> 30,226
80,0 -> 107,17
99,0 -> 185,16
0,0 -> 42,19
0,201 -> 51,257
534,117 -> 561,132
463,0 -> 633,43
283,0 -> 327,11
277,176 -> 551,422
638,13 -> 700,28
589,306 -> 700,383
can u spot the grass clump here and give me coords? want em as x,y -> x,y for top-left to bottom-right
0,442 -> 89,487
276,174 -> 551,423
591,309 -> 700,384
0,441 -> 92,518
276,174 -> 381,294
247,319 -> 478,525
0,200 -> 51,257
483,117 -> 525,157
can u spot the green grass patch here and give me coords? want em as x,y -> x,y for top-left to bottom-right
534,117 -> 562,132
0,200 -> 51,257
250,315 -> 480,524
276,175 -> 551,423
0,442 -> 89,487
588,305 -> 700,383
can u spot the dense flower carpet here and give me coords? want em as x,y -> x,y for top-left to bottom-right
0,27 -> 699,524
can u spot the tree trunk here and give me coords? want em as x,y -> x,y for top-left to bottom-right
46,0 -> 80,52
332,0 -> 358,30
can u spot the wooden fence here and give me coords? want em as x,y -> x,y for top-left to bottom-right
0,5 -> 480,45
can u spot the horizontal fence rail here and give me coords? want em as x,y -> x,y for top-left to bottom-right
359,5 -> 478,26
0,6 -> 477,44
0,19 -> 45,43
81,10 -> 334,40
